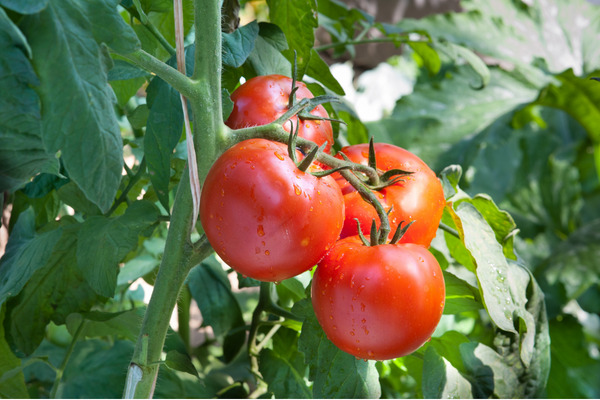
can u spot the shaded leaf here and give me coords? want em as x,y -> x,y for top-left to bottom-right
0,305 -> 28,399
0,8 -> 57,192
294,299 -> 381,398
0,0 -> 48,14
260,348 -> 311,399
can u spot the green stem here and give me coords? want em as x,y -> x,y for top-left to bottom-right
50,320 -> 86,399
315,36 -> 425,52
131,0 -> 176,56
177,285 -> 192,352
123,0 -> 226,397
439,222 -> 460,239
113,48 -> 196,99
106,158 -> 146,217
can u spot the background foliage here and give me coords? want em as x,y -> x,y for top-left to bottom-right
0,0 -> 599,398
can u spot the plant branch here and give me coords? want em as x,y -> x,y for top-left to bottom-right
113,48 -> 197,99
131,0 -> 177,56
107,158 -> 147,217
50,320 -> 86,399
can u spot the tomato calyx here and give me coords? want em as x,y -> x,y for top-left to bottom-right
356,217 -> 416,246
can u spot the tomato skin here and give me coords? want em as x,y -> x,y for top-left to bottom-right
200,138 -> 344,282
334,143 -> 446,247
225,75 -> 334,153
311,236 -> 445,360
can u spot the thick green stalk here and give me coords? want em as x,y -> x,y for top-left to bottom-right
122,0 -> 227,397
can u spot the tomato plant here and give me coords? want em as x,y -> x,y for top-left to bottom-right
4,0 -> 597,398
200,138 -> 343,282
225,74 -> 335,153
334,143 -> 446,247
311,236 -> 445,360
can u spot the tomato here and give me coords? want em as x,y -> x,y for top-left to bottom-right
225,74 -> 334,153
200,138 -> 344,282
334,143 -> 445,247
311,236 -> 445,360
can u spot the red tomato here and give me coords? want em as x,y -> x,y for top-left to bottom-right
311,236 -> 445,360
334,143 -> 445,247
225,74 -> 334,153
200,138 -> 344,282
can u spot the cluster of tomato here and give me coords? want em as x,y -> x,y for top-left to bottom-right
200,75 -> 447,360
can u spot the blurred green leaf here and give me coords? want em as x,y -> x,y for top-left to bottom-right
546,315 -> 600,398
0,8 -> 58,192
366,66 -> 545,170
294,299 -> 381,398
0,0 -> 48,14
0,305 -> 29,399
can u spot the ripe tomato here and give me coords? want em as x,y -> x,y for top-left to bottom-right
200,138 -> 344,282
334,143 -> 445,247
225,74 -> 334,153
311,236 -> 445,360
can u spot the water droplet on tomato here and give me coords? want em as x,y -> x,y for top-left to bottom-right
360,303 -> 366,312
367,350 -> 375,358
264,250 -> 270,256
332,325 -> 337,330
257,225 -> 265,237
274,151 -> 285,161
349,331 -> 355,336
300,237 -> 310,246
293,184 -> 302,196
220,189 -> 225,197
363,326 -> 369,335
361,318 -> 366,324
329,315 -> 334,320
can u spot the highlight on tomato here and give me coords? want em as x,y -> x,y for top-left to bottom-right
225,74 -> 334,153
311,235 -> 445,360
333,142 -> 446,247
199,138 -> 344,282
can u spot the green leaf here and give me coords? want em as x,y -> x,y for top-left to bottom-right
245,22 -> 291,77
422,346 -> 472,399
534,69 -> 600,143
546,315 -> 600,398
266,0 -> 318,77
58,340 -> 134,399
222,20 -> 259,68
460,342 -> 517,398
408,41 -> 441,76
538,219 -> 600,303
260,348 -> 311,399
305,48 -> 345,95
55,181 -> 102,216
0,208 -> 62,308
6,221 -> 100,354
400,0 -> 600,74
144,45 -> 194,209
19,0 -> 131,213
76,200 -> 160,297
0,7 -> 58,192
0,0 -> 48,14
165,350 -> 199,378
187,255 -> 245,362
442,271 -> 482,315
0,305 -> 28,399
454,202 -> 523,333
117,254 -> 160,286
366,65 -> 544,169
66,309 -> 144,342
294,299 -> 381,398
435,41 -> 490,89
468,195 -> 518,260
